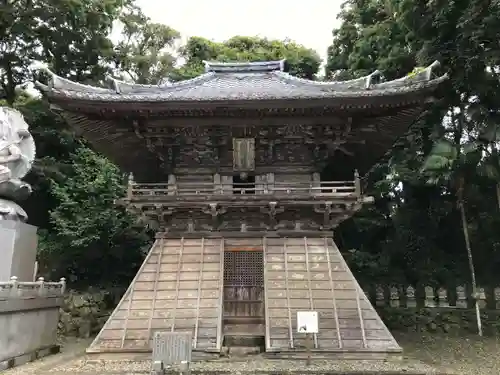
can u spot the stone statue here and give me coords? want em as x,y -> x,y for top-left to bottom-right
0,107 -> 36,222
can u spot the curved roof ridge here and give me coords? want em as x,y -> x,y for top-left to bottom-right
34,66 -> 112,93
203,60 -> 285,73
274,60 -> 442,92
107,73 -> 216,94
34,65 -> 217,95
34,59 -> 448,102
273,70 -> 382,91
373,60 -> 441,89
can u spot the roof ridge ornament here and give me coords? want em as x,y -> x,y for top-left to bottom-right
105,76 -> 173,94
32,63 -> 111,93
203,60 -> 285,73
373,60 -> 442,89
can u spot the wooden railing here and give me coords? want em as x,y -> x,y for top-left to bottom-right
0,276 -> 66,299
126,180 -> 361,200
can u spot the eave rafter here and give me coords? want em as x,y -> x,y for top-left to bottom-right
132,119 -> 167,169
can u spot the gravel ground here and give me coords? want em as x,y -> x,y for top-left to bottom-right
3,334 -> 499,375
395,333 -> 500,375
48,356 -> 444,375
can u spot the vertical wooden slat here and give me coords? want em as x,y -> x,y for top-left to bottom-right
171,237 -> 184,332
193,238 -> 205,349
216,239 -> 225,351
283,238 -> 294,349
120,239 -> 159,348
303,237 -> 318,349
263,237 -> 271,350
324,237 -> 342,349
355,282 -> 368,348
146,236 -> 164,341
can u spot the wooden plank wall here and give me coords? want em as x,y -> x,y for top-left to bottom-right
87,238 -> 224,353
264,237 -> 401,353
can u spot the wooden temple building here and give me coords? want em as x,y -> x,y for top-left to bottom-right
36,60 -> 447,358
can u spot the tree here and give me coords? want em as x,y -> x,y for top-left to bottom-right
172,36 -> 322,81
38,147 -> 151,288
110,4 -> 180,84
328,0 -> 500,333
1,0 -> 159,288
1,0 -> 128,104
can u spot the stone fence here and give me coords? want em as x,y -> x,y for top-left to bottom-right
362,284 -> 497,309
0,276 -> 66,370
360,284 -> 500,334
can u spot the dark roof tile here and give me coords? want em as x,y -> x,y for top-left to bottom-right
35,60 -> 447,103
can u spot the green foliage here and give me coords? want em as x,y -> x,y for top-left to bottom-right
172,36 -> 322,81
38,147 -> 151,288
328,0 -> 500,286
1,0 -> 129,103
3,0 -> 500,290
111,4 -> 180,84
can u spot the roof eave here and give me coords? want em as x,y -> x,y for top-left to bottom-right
36,75 -> 447,111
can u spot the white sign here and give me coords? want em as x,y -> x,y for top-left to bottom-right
297,311 -> 318,333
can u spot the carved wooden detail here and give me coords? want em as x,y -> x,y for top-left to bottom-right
313,201 -> 363,230
132,120 -> 166,168
259,201 -> 285,230
201,203 -> 227,231
122,119 -> 372,233
131,122 -> 364,169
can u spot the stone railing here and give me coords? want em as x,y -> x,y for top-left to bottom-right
0,276 -> 66,370
362,284 -> 496,309
362,284 -> 500,335
0,276 -> 66,299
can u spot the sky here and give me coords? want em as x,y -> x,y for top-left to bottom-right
135,0 -> 344,65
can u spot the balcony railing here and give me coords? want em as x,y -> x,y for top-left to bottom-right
125,179 -> 361,201
0,276 -> 66,299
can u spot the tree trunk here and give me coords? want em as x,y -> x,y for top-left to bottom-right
491,144 -> 500,210
457,177 -> 482,336
496,183 -> 500,211
1,57 -> 17,105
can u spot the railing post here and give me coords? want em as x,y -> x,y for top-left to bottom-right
214,173 -> 222,194
60,277 -> 66,295
127,172 -> 134,200
9,276 -> 19,297
354,170 -> 361,196
33,260 -> 38,282
168,174 -> 177,196
38,277 -> 46,296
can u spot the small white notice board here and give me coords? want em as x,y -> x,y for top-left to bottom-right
296,311 -> 318,334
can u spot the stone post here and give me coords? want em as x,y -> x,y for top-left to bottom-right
0,107 -> 38,281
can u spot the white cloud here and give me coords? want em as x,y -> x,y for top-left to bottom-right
135,0 -> 343,65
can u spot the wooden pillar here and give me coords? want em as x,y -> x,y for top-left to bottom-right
214,173 -> 222,194
255,174 -> 266,194
126,173 -> 134,199
221,175 -> 233,194
267,172 -> 274,193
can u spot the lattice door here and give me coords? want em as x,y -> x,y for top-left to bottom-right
223,250 -> 264,319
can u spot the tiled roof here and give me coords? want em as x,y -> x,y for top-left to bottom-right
35,60 -> 447,103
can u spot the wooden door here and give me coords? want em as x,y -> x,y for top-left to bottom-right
223,247 -> 264,334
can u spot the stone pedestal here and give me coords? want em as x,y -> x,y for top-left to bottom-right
0,221 -> 38,281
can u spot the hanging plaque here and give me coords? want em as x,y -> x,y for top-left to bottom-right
232,138 -> 255,171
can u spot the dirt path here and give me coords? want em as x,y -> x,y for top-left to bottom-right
2,339 -> 92,375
